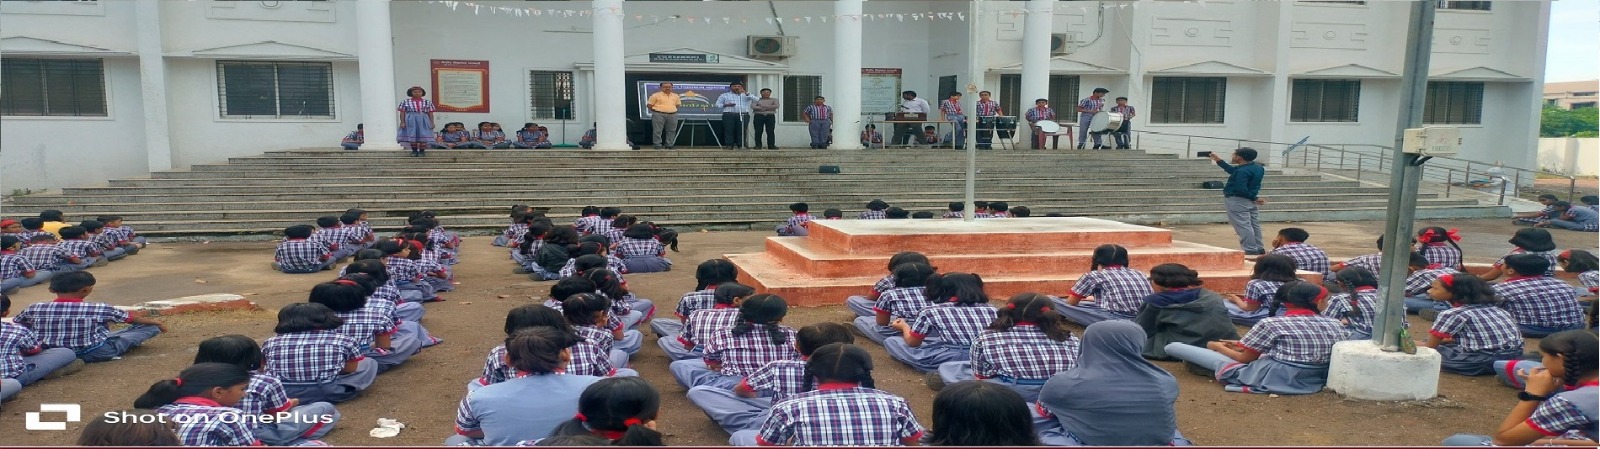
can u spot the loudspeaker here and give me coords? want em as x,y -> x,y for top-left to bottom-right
819,165 -> 841,174
1200,181 -> 1225,189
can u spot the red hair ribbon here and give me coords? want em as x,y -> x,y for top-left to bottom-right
1006,303 -> 1017,309
623,418 -> 644,427
574,413 -> 587,422
1439,274 -> 1455,288
173,378 -> 183,387
333,279 -> 359,287
1427,263 -> 1443,270
1446,229 -> 1461,242
1560,250 -> 1572,260
1315,286 -> 1330,302
949,296 -> 959,303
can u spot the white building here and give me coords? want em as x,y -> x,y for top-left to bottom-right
0,0 -> 1550,190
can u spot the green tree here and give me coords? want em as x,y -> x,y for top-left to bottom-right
1541,105 -> 1599,137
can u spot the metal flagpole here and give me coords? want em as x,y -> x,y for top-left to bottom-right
1372,0 -> 1437,351
963,0 -> 983,222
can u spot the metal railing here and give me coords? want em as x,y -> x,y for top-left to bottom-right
1126,129 -> 1579,206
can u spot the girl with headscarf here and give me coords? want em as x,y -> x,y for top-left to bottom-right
1035,320 -> 1192,446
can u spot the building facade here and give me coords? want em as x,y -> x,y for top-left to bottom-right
1543,80 -> 1598,110
0,0 -> 1550,189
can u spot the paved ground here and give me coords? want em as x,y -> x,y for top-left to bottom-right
1,218 -> 1595,446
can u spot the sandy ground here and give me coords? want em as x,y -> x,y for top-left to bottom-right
2,218 -> 1596,446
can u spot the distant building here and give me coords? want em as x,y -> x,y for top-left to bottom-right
1543,80 -> 1599,110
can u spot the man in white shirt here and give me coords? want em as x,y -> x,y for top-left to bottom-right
715,83 -> 758,150
896,90 -> 932,145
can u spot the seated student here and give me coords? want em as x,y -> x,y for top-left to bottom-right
0,236 -> 47,293
512,123 -> 552,149
15,271 -> 166,363
0,293 -> 81,403
935,293 -> 1080,403
570,274 -> 645,362
1056,244 -> 1153,326
473,121 -> 511,149
312,216 -> 356,262
670,294 -> 800,390
274,225 -> 333,274
1009,206 -> 1031,218
616,224 -> 671,273
1514,194 -> 1560,225
776,202 -> 813,237
1268,227 -> 1329,277
822,209 -> 843,220
661,283 -> 755,361
685,322 -> 856,434
341,124 -> 364,150
512,221 -> 552,273
1493,254 -> 1585,337
340,211 -> 375,253
884,273 -> 997,373
18,234 -> 76,275
55,226 -> 103,270
1414,226 -> 1464,271
986,201 -> 1010,218
432,122 -> 474,149
580,124 -> 598,149
1559,249 -> 1598,299
312,279 -> 424,373
885,207 -> 911,219
448,327 -> 602,446
860,199 -> 890,220
1323,267 -> 1392,340
474,304 -> 635,393
495,207 -> 535,247
1538,200 -> 1599,232
1585,195 -> 1600,212
535,377 -> 665,446
942,202 -> 964,219
649,259 -> 739,337
1136,263 -> 1239,361
80,221 -> 127,263
971,201 -> 991,218
75,409 -> 181,446
860,124 -> 884,149
561,292 -> 642,377
1402,252 -> 1460,315
343,260 -> 431,331
96,215 -> 146,252
853,262 -> 937,344
1037,321 -> 1194,446
730,343 -> 924,447
38,210 -> 69,238
1332,235 -> 1384,274
262,303 -> 378,404
1483,228 -> 1561,280
589,207 -> 624,239
1166,281 -> 1345,395
912,211 -> 936,219
845,252 -> 930,317
133,363 -> 264,447
1224,254 -> 1301,326
17,218 -> 52,244
919,126 -> 942,146
925,381 -> 1037,446
0,219 -> 23,241
1442,330 -> 1597,446
193,335 -> 339,446
532,226 -> 580,281
1417,273 -> 1524,376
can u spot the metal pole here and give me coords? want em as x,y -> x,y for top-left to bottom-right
963,0 -> 982,222
1373,0 -> 1436,351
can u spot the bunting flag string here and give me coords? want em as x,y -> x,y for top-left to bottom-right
423,1 -> 1134,23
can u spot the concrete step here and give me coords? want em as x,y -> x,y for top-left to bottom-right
104,172 -> 1318,187
764,238 -> 1249,277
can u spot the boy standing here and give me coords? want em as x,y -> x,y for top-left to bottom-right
802,96 -> 832,150
940,92 -> 965,149
1076,87 -> 1109,149
975,91 -> 1002,150
14,272 -> 166,362
0,293 -> 82,401
1211,148 -> 1266,255
1269,227 -> 1330,277
274,225 -> 333,274
1110,97 -> 1136,149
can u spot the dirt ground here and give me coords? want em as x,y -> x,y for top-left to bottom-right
2,218 -> 1596,446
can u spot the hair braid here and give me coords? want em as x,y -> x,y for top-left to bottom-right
1562,349 -> 1587,388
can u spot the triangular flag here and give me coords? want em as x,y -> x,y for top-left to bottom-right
766,17 -> 775,24
804,16 -> 811,23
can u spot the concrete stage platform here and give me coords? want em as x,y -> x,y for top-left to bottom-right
727,217 -> 1322,307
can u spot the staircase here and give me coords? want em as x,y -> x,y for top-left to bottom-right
2,148 -> 1509,238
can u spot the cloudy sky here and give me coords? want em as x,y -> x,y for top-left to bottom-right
1545,0 -> 1597,82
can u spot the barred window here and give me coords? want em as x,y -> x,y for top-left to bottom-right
1290,79 -> 1360,122
1423,81 -> 1483,125
1150,77 -> 1226,124
529,71 -> 575,120
782,75 -> 822,122
999,74 -> 1080,115
0,58 -> 107,117
217,61 -> 334,118
1438,1 -> 1490,11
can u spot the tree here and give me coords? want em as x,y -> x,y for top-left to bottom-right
1541,105 -> 1599,137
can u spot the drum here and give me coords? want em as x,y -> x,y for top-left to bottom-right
977,116 -> 998,130
1036,120 -> 1061,134
1090,111 -> 1125,134
996,117 -> 1017,138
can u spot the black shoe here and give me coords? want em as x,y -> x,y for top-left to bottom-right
924,372 -> 947,391
1184,362 -> 1216,378
768,146 -> 778,150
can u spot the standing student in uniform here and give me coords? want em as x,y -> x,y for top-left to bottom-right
1420,273 -> 1528,376
1056,244 -> 1153,326
1110,97 -> 1135,149
133,363 -> 264,447
193,335 -> 339,446
396,87 -> 436,157
1165,281 -> 1346,395
802,96 -> 832,150
647,83 -> 682,150
935,292 -> 1080,402
731,343 -> 924,447
670,294 -> 799,390
974,91 -> 1003,150
1211,148 -> 1267,255
752,88 -> 780,150
448,327 -> 603,446
1441,330 -> 1597,446
538,377 -> 665,446
1076,88 -> 1109,149
940,92 -> 966,149
1036,320 -> 1194,446
685,322 -> 856,435
261,303 -> 377,404
660,283 -> 755,362
883,272 -> 997,373
853,262 -> 937,345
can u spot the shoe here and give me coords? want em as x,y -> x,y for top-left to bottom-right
1184,362 -> 1216,378
43,359 -> 85,380
1419,308 -> 1441,322
654,145 -> 664,150
768,146 -> 778,150
665,146 -> 675,150
512,266 -> 529,274
1243,250 -> 1266,256
923,372 -> 947,391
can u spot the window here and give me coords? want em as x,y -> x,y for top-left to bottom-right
782,75 -> 822,122
1573,102 -> 1596,109
1290,79 -> 1360,122
998,74 -> 1080,115
1423,81 -> 1483,125
1573,91 -> 1597,97
1437,1 -> 1490,10
1150,77 -> 1226,124
216,61 -> 334,118
0,58 -> 107,117
529,71 -> 574,120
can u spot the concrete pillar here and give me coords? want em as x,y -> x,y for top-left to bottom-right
1326,340 -> 1441,400
592,0 -> 629,150
356,0 -> 402,151
831,0 -> 865,150
134,0 -> 173,171
1020,0 -> 1052,107
1263,1 -> 1293,164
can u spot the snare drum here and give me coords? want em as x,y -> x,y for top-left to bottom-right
978,116 -> 999,130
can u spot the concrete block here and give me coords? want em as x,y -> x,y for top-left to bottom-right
1326,340 -> 1441,401
127,293 -> 259,317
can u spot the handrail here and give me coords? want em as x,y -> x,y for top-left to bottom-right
1123,129 -> 1579,205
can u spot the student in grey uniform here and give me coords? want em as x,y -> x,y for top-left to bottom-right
193,335 -> 340,446
670,294 -> 799,391
660,283 -> 754,362
446,327 -> 602,446
685,322 -> 856,435
261,303 -> 379,404
1165,281 -> 1346,395
651,260 -> 739,338
853,263 -> 936,345
1420,273 -> 1525,376
471,304 -> 638,393
312,279 -> 423,373
1036,320 -> 1194,446
845,252 -> 930,318
1442,330 -> 1597,446
883,273 -> 997,373
935,293 -> 1080,403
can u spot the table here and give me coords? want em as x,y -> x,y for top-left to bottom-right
873,119 -> 957,149
1027,120 -> 1076,150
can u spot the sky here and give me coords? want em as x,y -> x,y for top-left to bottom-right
1545,0 -> 1598,82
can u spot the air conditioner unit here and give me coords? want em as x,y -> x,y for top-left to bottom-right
748,35 -> 797,58
1050,33 -> 1076,55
